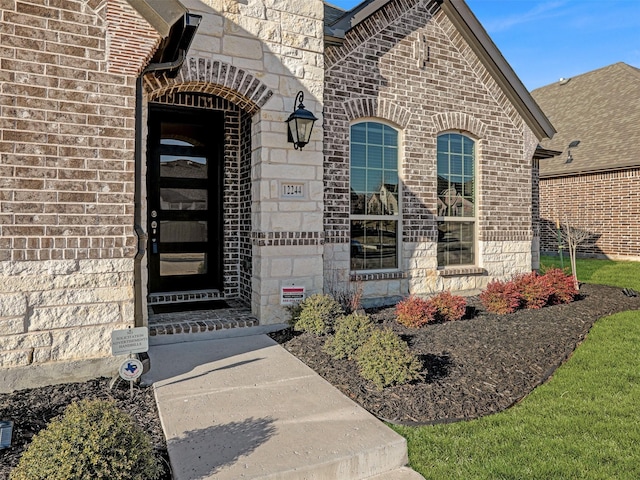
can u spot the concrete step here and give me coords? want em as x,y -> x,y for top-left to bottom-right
144,334 -> 420,480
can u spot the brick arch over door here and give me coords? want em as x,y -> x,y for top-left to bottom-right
144,57 -> 273,115
431,112 -> 488,138
343,97 -> 412,129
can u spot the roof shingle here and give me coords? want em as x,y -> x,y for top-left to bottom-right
532,62 -> 640,178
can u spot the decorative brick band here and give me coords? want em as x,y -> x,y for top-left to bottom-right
351,271 -> 407,282
144,57 -> 273,115
325,231 -> 350,244
481,232 -> 532,242
404,233 -> 438,243
437,267 -> 487,277
343,98 -> 412,128
252,232 -> 325,247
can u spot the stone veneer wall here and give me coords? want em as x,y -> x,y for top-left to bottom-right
324,0 -> 539,300
163,0 -> 326,323
540,168 -> 640,260
0,0 -> 155,379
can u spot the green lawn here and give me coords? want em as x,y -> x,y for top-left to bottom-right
541,255 -> 640,290
394,258 -> 640,479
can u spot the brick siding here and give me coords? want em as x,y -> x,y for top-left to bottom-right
0,0 -> 145,263
324,0 -> 537,289
540,169 -> 640,259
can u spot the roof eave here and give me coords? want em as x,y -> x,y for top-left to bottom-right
125,0 -> 187,39
443,0 -> 556,141
540,163 -> 640,179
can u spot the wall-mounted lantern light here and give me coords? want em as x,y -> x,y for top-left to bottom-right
286,91 -> 318,150
566,140 -> 580,163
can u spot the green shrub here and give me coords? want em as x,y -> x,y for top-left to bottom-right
10,399 -> 161,480
429,291 -> 467,322
480,280 -> 521,314
395,295 -> 436,328
286,302 -> 303,327
293,293 -> 343,335
324,313 -> 373,360
356,328 -> 422,390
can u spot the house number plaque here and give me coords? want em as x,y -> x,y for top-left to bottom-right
281,183 -> 304,198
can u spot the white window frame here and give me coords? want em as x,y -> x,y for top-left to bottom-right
436,132 -> 477,267
349,120 -> 401,273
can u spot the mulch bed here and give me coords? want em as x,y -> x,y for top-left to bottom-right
1,284 -> 638,479
0,379 -> 170,480
270,283 -> 640,425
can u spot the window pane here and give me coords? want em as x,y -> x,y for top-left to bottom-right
463,136 -> 475,155
351,190 -> 366,215
438,221 -> 474,266
160,188 -> 207,210
351,144 -> 366,168
351,123 -> 366,143
450,154 -> 463,175
368,145 -> 383,169
368,123 -> 383,145
366,169 -> 383,194
383,125 -> 398,147
351,167 -> 366,193
160,253 -> 206,276
450,135 -> 462,154
384,147 -> 397,169
160,221 -> 207,243
160,155 -> 208,179
350,220 -> 397,270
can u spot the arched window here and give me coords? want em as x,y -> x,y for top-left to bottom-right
350,122 -> 399,271
437,133 -> 476,266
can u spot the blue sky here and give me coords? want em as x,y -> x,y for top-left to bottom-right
326,0 -> 640,90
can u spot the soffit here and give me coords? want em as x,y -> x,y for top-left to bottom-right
125,0 -> 187,38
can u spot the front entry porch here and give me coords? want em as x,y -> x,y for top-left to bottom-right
147,291 -> 265,343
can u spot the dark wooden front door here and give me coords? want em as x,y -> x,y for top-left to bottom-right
147,105 -> 224,293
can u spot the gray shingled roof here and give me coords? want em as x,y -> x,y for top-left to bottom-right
532,62 -> 640,178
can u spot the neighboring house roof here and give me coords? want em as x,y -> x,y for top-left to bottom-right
532,62 -> 640,178
324,0 -> 555,142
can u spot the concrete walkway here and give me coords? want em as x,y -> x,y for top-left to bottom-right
142,334 -> 425,480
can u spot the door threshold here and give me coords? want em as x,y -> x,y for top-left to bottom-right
148,289 -> 222,305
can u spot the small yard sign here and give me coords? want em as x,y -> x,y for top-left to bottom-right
118,358 -> 144,381
281,285 -> 305,305
111,327 -> 148,356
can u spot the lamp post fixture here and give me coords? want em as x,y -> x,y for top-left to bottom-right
286,91 -> 318,150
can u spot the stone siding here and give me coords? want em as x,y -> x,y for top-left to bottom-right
540,168 -> 640,260
323,0 -> 539,298
165,0 -> 326,322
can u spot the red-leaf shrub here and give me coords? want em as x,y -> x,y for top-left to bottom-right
429,291 -> 467,322
543,268 -> 579,304
479,280 -> 521,314
513,271 -> 553,310
395,295 -> 436,328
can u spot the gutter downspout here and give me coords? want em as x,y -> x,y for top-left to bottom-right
134,15 -> 201,327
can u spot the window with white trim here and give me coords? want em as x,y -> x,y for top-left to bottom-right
350,122 -> 399,271
437,133 -> 476,266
